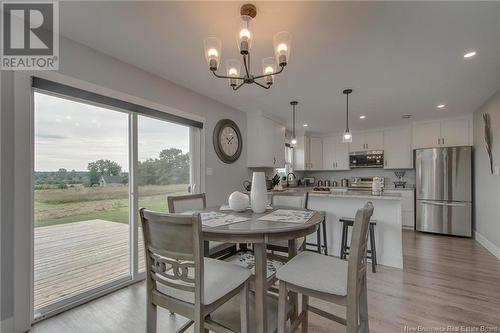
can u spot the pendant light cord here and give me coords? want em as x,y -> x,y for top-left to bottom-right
292,104 -> 296,138
346,92 -> 349,132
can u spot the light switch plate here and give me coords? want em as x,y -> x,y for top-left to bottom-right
494,166 -> 499,176
206,167 -> 213,176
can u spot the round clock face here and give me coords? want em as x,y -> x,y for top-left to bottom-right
213,119 -> 242,163
220,126 -> 239,157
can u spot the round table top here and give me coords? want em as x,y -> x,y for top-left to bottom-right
201,207 -> 324,243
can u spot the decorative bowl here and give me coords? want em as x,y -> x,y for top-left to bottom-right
228,191 -> 249,212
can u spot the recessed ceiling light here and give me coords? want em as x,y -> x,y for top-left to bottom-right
359,115 -> 366,119
463,51 -> 477,58
437,104 -> 446,109
303,123 -> 308,127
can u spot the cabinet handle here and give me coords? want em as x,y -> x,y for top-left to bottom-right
273,157 -> 276,165
442,138 -> 445,145
438,138 -> 440,145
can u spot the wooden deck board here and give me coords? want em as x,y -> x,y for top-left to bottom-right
34,220 -> 145,310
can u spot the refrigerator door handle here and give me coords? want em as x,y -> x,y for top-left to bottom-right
420,200 -> 470,207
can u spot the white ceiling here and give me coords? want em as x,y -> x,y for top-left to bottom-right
59,1 -> 500,133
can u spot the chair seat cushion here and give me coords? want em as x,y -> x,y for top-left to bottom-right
156,258 -> 251,305
276,252 -> 348,296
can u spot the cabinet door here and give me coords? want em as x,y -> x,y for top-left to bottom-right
349,132 -> 365,152
364,130 -> 384,150
322,136 -> 336,170
440,118 -> 470,147
293,134 -> 308,170
335,134 -> 350,170
383,127 -> 412,169
413,121 -> 440,149
273,123 -> 286,167
261,117 -> 275,167
309,137 -> 323,170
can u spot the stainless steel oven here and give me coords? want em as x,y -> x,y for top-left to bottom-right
349,151 -> 384,168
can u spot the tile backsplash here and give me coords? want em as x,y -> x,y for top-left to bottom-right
295,168 -> 416,188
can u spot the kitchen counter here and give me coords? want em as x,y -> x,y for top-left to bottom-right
309,191 -> 402,200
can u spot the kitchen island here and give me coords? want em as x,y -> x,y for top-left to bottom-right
270,188 -> 404,269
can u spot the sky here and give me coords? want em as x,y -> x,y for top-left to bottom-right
34,92 -> 190,172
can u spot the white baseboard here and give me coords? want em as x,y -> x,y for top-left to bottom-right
0,317 -> 14,333
475,231 -> 500,260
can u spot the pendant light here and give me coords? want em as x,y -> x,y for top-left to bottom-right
290,101 -> 298,145
342,89 -> 353,143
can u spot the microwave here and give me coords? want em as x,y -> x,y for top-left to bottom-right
349,150 -> 384,168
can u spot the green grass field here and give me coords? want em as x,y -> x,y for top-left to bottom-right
34,184 -> 188,227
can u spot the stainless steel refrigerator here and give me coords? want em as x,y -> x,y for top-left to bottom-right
415,146 -> 472,237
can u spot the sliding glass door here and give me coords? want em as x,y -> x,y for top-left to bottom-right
33,89 -> 200,318
137,115 -> 191,272
34,92 -> 131,314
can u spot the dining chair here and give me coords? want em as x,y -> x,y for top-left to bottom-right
168,193 -> 237,259
267,192 -> 309,256
139,208 -> 251,333
276,202 -> 375,333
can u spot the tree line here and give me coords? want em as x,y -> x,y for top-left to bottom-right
35,148 -> 190,188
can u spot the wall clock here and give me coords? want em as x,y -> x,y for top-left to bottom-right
213,119 -> 242,164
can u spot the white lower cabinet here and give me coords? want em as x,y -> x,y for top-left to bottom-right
385,189 -> 415,228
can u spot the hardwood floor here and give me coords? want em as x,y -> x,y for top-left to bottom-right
30,230 -> 500,333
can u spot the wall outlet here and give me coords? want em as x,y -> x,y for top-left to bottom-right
206,167 -> 213,176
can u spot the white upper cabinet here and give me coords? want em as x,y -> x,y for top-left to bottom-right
247,113 -> 285,168
323,133 -> 350,170
412,121 -> 441,148
309,137 -> 323,170
413,116 -> 471,149
293,133 -> 309,170
349,130 -> 383,152
273,123 -> 286,167
322,136 -> 336,170
383,126 -> 413,169
440,118 -> 470,147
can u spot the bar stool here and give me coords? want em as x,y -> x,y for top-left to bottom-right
339,216 -> 377,272
305,214 -> 329,255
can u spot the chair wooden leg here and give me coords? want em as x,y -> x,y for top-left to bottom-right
240,282 -> 250,333
147,301 -> 157,333
369,224 -> 377,273
340,223 -> 347,259
278,282 -> 288,333
322,218 -> 328,255
301,295 -> 309,333
194,307 -> 205,333
359,276 -> 369,333
316,228 -> 321,253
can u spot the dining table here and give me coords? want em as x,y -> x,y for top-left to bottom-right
201,206 -> 324,333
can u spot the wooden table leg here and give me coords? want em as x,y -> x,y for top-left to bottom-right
288,239 -> 298,321
254,243 -> 267,333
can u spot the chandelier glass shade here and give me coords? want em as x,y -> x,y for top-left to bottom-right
203,4 -> 291,91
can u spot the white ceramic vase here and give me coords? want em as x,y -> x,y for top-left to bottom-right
228,191 -> 249,212
250,172 -> 267,213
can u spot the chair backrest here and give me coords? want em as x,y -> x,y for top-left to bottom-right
139,208 -> 204,304
346,202 -> 374,296
272,192 -> 309,209
168,193 -> 206,213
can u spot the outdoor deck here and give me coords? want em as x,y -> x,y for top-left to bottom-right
34,220 -> 145,310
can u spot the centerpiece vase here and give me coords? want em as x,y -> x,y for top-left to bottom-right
250,172 -> 267,213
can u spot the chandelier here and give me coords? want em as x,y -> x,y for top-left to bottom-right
203,4 -> 291,91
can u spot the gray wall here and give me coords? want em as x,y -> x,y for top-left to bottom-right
473,90 -> 500,254
0,36 -> 248,332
